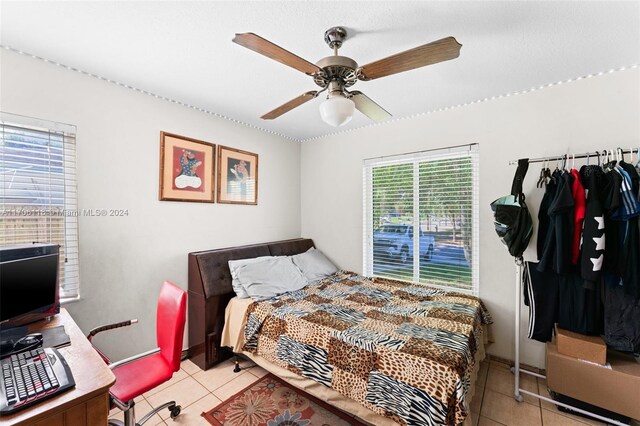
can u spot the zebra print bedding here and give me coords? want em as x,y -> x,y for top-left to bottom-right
242,271 -> 492,426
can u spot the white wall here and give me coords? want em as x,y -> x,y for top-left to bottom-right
0,50 -> 302,360
301,68 -> 640,368
3,47 -> 639,368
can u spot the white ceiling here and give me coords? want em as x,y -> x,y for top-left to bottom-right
1,1 -> 639,141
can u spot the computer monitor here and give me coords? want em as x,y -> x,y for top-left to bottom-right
0,243 -> 60,331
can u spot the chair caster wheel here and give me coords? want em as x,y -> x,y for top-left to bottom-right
170,405 -> 181,419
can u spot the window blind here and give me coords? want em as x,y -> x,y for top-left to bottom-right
0,114 -> 79,300
363,144 -> 479,294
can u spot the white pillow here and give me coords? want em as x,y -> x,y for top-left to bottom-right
291,248 -> 338,282
235,256 -> 308,300
228,256 -> 278,298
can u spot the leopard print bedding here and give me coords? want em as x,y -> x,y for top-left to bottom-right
242,271 -> 492,426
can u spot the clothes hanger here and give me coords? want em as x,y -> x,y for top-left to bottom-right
586,152 -> 590,166
537,160 -> 546,188
603,149 -> 612,170
544,159 -> 550,187
571,153 -> 575,170
545,159 -> 551,183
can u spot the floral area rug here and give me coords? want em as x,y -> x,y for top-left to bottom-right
201,373 -> 366,426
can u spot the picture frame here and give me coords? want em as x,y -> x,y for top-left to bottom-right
159,131 -> 215,203
217,145 -> 258,205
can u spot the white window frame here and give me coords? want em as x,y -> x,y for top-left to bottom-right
363,144 -> 479,295
1,112 -> 80,302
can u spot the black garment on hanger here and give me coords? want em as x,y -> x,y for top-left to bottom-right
619,161 -> 640,297
580,165 -> 605,282
537,178 -> 557,260
604,282 -> 640,353
602,171 -> 623,274
523,261 -> 559,342
602,169 -> 622,213
538,171 -> 574,274
557,272 -> 603,336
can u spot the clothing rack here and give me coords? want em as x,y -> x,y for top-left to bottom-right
508,152 -> 631,426
508,147 -> 637,165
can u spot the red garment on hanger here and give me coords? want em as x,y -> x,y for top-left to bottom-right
570,168 -> 586,264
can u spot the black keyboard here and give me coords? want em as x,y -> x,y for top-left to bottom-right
0,347 -> 75,414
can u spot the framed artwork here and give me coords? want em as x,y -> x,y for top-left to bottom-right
159,132 -> 215,202
217,145 -> 258,205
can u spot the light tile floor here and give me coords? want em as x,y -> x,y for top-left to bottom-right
108,357 -> 630,426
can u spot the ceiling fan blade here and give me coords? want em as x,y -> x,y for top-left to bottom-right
358,36 -> 462,81
261,91 -> 318,120
350,91 -> 392,122
233,33 -> 322,76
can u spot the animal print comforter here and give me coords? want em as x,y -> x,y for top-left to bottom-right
242,271 -> 492,426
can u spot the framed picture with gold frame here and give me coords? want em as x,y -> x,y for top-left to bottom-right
217,145 -> 258,205
159,132 -> 215,202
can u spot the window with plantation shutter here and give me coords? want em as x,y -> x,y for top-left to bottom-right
0,113 -> 80,301
363,144 -> 479,294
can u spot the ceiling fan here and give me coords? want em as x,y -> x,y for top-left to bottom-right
232,27 -> 462,127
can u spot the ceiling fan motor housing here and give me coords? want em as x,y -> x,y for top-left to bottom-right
314,56 -> 358,88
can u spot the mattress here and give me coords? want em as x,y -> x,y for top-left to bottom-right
221,272 -> 491,425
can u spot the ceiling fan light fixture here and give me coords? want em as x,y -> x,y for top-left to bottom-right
319,94 -> 355,127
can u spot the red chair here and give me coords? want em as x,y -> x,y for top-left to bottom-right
88,281 -> 187,426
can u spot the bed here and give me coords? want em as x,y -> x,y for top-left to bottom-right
188,238 -> 491,426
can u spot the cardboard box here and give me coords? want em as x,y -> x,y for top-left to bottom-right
555,325 -> 607,365
546,342 -> 640,420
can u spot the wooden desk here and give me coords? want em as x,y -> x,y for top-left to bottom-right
0,309 -> 116,426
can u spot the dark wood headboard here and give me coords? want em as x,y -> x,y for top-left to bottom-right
187,238 -> 315,370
